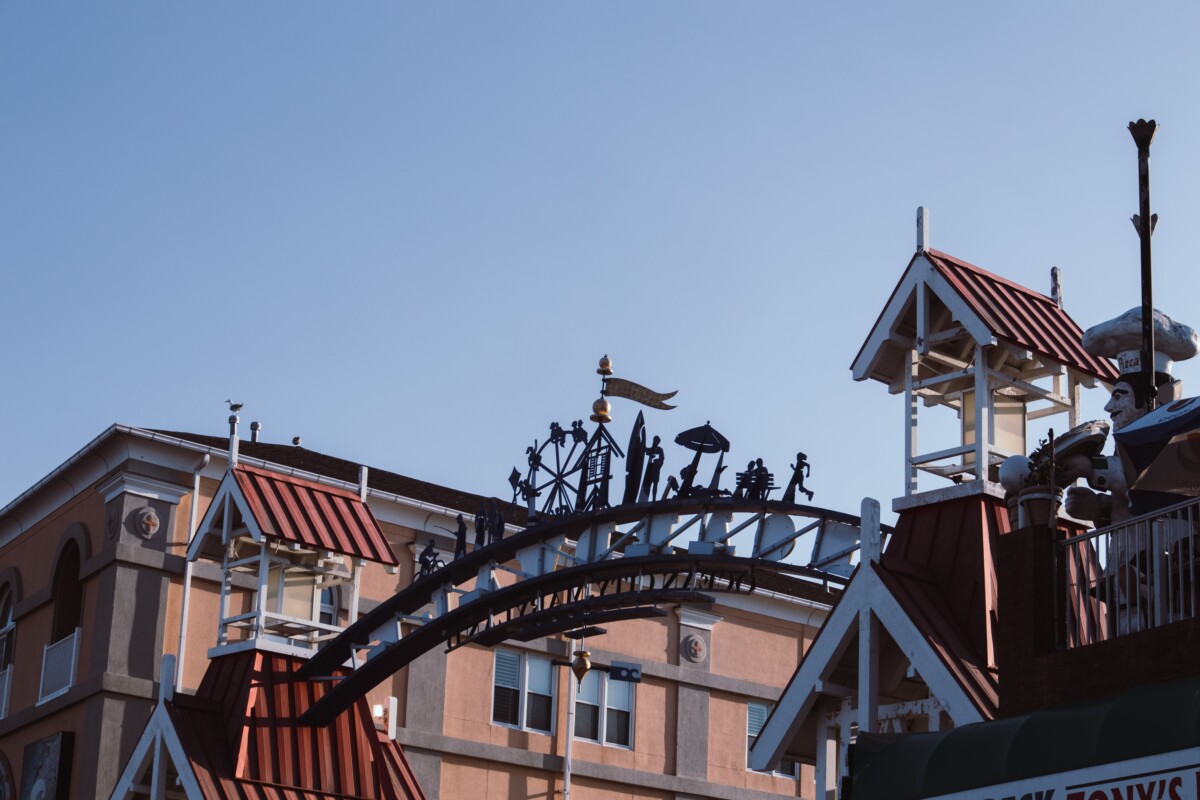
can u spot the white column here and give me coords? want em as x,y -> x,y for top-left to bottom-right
815,714 -> 838,800
904,350 -> 919,495
974,344 -> 991,481
858,611 -> 879,735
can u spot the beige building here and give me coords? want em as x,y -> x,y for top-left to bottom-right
0,422 -> 835,798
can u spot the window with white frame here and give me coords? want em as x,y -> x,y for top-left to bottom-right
574,669 -> 633,747
0,585 -> 14,718
748,701 -> 800,778
318,586 -> 338,627
492,650 -> 554,733
0,586 -> 14,670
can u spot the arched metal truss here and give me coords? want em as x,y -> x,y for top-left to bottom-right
298,497 -> 890,726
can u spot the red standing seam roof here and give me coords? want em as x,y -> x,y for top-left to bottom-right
876,494 -> 1009,719
168,650 -> 426,800
925,249 -> 1120,384
232,464 -> 398,566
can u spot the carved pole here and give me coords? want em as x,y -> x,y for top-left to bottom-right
1129,118 -> 1158,409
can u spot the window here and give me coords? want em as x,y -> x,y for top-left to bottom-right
51,541 -> 82,643
574,669 -> 633,747
318,586 -> 338,627
0,586 -> 13,718
493,650 -> 554,733
0,586 -> 14,670
748,702 -> 799,779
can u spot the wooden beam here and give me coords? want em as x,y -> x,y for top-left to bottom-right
913,367 -> 973,391
987,369 -> 1071,407
921,349 -> 970,371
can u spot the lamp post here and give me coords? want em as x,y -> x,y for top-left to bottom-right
562,648 -> 591,799
1129,118 -> 1159,409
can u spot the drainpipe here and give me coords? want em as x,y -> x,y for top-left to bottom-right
175,453 -> 209,690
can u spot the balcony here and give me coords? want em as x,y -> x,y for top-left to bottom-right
1062,496 -> 1200,645
38,627 -> 80,704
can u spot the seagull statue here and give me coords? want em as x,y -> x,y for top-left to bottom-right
226,399 -> 244,413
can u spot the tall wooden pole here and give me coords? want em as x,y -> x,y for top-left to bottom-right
1129,119 -> 1158,409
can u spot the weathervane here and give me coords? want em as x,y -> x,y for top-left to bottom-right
507,354 -> 818,527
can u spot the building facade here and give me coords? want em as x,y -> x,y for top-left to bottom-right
0,423 -> 833,798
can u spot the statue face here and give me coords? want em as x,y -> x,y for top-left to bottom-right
1104,382 -> 1147,431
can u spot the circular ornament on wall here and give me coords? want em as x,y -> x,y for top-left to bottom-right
136,508 -> 162,539
682,633 -> 707,663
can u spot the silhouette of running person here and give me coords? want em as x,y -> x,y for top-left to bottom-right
783,452 -> 814,503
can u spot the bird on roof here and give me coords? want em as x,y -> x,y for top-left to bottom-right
226,399 -> 244,413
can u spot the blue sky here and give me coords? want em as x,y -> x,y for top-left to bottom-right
3,3 -> 1199,521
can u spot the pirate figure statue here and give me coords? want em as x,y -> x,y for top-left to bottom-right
1065,308 -> 1197,527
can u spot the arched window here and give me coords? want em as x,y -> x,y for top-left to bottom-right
0,585 -> 14,669
51,542 -> 82,643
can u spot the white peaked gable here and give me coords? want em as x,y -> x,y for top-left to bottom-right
852,252 -> 997,386
749,560 -> 987,796
186,470 -> 266,561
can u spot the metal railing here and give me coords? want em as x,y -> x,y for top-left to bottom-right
0,665 -> 10,718
38,628 -> 80,704
1062,497 -> 1200,645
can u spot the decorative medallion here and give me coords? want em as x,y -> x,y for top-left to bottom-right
104,512 -> 120,542
681,633 -> 706,663
136,508 -> 161,540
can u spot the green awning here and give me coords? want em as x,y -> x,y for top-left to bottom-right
851,675 -> 1200,800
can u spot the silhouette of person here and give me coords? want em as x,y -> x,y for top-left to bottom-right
418,539 -> 440,577
453,513 -> 468,560
783,452 -> 814,503
751,458 -> 770,500
640,436 -> 664,502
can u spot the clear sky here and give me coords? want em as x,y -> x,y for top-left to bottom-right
3,3 -> 1199,523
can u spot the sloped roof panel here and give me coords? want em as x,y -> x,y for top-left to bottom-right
233,464 -> 398,565
925,249 -> 1120,383
175,650 -> 425,800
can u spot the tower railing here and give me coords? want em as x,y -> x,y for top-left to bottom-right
1061,496 -> 1200,645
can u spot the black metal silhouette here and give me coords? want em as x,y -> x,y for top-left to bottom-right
418,540 -> 444,578
624,412 -> 646,505
673,422 -> 730,498
640,436 -> 664,502
454,513 -> 468,560
783,452 -> 814,503
476,499 -> 504,546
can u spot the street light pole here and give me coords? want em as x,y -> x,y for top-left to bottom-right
562,647 -> 591,800
1129,118 -> 1159,409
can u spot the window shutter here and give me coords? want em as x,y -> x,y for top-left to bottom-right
747,702 -> 768,737
495,651 -> 521,689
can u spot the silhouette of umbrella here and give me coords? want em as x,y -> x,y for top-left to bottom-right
674,422 -> 730,454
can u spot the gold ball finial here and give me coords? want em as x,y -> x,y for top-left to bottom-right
597,354 -> 613,376
571,649 -> 592,682
590,397 -> 611,424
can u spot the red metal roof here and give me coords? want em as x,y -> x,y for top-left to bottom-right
878,494 -> 1006,718
233,464 -> 398,566
925,249 -> 1120,383
168,650 -> 424,800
